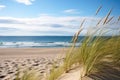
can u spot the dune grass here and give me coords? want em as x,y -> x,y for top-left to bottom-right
15,69 -> 42,80
48,6 -> 120,80
47,66 -> 64,80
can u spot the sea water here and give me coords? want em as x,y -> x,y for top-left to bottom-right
0,36 -> 84,48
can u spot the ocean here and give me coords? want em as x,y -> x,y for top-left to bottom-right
0,36 -> 83,48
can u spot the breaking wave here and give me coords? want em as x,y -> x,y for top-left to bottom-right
0,42 -> 81,48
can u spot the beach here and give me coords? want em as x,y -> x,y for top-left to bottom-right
0,48 -> 67,80
0,48 -> 120,80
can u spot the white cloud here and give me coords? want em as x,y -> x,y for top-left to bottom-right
63,9 -> 80,14
0,16 -> 81,35
0,15 -> 119,36
15,0 -> 35,5
0,5 -> 6,10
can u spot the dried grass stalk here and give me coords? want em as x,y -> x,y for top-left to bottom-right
103,8 -> 112,25
106,16 -> 114,24
95,5 -> 102,15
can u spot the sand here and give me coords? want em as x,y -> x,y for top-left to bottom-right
0,48 -> 93,80
0,48 -> 66,58
0,48 -> 67,80
1,48 -> 118,80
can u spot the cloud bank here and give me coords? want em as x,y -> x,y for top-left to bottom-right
0,15 -> 119,36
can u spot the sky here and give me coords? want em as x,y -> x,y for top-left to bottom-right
0,0 -> 120,36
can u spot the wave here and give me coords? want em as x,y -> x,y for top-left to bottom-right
0,42 -> 81,48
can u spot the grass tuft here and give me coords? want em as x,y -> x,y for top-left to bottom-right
15,69 -> 42,80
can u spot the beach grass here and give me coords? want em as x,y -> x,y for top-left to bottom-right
15,69 -> 42,80
47,66 -> 64,80
48,6 -> 120,80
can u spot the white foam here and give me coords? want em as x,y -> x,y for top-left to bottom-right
0,42 -> 80,48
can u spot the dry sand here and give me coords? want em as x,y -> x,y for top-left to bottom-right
0,48 -> 67,58
0,48 -> 67,80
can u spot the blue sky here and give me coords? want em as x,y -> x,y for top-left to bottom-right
0,0 -> 120,36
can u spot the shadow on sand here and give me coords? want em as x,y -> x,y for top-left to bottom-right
88,63 -> 120,80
